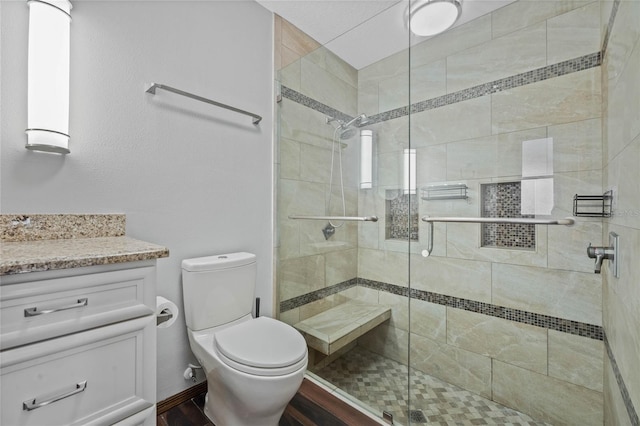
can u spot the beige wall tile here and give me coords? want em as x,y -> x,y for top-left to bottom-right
410,59 -> 447,103
325,248 -> 357,286
447,22 -> 547,93
280,254 -> 325,300
279,99 -> 335,148
447,308 -> 548,374
279,57 -> 301,91
493,360 -> 603,425
410,14 -> 492,67
547,1 -> 602,64
548,330 -> 604,391
604,356 -> 634,426
357,79 -> 380,117
280,138 -> 300,180
446,128 -> 547,180
375,116 -> 409,154
304,46 -> 357,89
492,263 -> 602,325
358,323 -> 409,365
492,0 -> 594,39
416,145 -> 447,184
604,0 -> 640,85
412,96 -> 492,147
299,142 -> 331,184
410,255 -> 492,303
548,118 -> 603,173
492,68 -> 601,134
379,292 -> 409,331
281,45 -> 301,69
279,307 -> 300,326
410,333 -> 492,398
603,224 -> 640,412
410,299 -> 446,342
358,247 -> 409,287
378,72 -> 410,113
280,17 -> 321,58
547,219 -> 603,273
301,59 -> 357,116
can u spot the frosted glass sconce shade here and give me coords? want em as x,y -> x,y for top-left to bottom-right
403,148 -> 416,195
409,0 -> 462,37
26,0 -> 72,154
360,130 -> 373,189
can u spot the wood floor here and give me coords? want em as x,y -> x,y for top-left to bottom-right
157,378 -> 381,426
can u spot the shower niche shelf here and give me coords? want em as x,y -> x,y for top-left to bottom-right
573,190 -> 612,217
421,184 -> 468,201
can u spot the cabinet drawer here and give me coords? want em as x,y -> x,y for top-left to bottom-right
1,265 -> 155,349
1,316 -> 155,426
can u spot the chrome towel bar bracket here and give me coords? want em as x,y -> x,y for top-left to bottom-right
420,216 -> 575,257
146,83 -> 262,124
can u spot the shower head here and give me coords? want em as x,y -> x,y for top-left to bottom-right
343,114 -> 370,128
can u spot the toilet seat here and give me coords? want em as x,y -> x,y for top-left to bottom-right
213,317 -> 307,376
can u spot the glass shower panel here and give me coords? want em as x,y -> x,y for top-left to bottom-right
408,1 -> 606,424
274,6 -> 412,423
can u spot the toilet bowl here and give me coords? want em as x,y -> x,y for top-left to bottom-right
181,253 -> 308,426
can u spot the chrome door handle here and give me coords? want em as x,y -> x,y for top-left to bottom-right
24,298 -> 88,317
23,381 -> 87,411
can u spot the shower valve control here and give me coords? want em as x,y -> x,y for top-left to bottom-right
586,232 -> 619,277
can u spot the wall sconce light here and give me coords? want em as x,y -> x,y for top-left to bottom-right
403,148 -> 416,195
360,130 -> 373,189
409,0 -> 462,37
26,0 -> 72,154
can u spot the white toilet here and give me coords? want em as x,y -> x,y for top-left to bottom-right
181,252 -> 308,426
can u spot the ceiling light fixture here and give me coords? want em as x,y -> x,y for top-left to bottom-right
409,0 -> 462,37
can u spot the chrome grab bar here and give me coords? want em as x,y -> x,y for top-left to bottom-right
24,298 -> 88,317
420,216 -> 575,257
146,83 -> 262,124
288,215 -> 378,222
23,381 -> 87,411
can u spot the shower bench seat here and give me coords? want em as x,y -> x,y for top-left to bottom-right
293,302 -> 391,355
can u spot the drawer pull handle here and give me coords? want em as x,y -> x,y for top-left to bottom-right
23,380 -> 87,411
24,298 -> 89,317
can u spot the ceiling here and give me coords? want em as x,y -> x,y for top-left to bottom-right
256,0 -> 516,69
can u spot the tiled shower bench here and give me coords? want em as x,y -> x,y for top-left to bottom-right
293,302 -> 391,356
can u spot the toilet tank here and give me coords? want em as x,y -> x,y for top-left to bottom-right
182,252 -> 257,331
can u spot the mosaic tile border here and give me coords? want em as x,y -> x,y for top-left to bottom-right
280,86 -> 351,123
280,277 -> 603,341
604,334 -> 640,426
281,52 -> 601,127
279,277 -> 358,312
602,0 -> 621,56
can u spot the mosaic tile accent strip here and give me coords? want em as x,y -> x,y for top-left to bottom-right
282,52 -> 601,127
602,0 -> 621,56
281,277 -> 603,340
386,193 -> 418,241
481,182 -> 535,249
280,86 -> 352,123
279,277 -> 358,313
604,335 -> 640,426
315,346 -> 549,426
0,214 -> 126,242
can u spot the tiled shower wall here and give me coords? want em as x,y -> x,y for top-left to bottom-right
356,2 -> 605,425
601,0 -> 640,425
275,16 -> 362,323
275,1 -> 638,425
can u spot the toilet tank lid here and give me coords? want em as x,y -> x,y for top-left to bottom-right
182,252 -> 256,272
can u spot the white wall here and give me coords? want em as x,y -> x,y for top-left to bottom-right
0,0 -> 274,400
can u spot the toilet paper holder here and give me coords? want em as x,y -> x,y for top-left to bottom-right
156,309 -> 173,326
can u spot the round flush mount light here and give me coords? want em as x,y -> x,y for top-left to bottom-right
409,0 -> 462,37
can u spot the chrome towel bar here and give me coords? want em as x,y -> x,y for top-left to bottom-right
145,83 -> 262,124
288,215 -> 378,222
420,216 -> 575,256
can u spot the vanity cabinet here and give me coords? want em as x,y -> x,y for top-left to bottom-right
0,260 -> 158,426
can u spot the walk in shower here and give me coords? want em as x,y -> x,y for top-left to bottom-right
275,1 -> 639,425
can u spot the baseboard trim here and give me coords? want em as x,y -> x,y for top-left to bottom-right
157,382 -> 208,414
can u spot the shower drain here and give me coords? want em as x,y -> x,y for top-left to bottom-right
408,409 -> 428,423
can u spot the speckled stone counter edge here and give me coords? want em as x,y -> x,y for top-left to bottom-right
0,214 -> 126,242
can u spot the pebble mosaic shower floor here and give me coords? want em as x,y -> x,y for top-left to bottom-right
316,346 -> 550,426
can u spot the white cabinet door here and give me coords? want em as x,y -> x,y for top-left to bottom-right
1,316 -> 156,426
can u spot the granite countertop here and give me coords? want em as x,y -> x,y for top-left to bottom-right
0,236 -> 169,275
